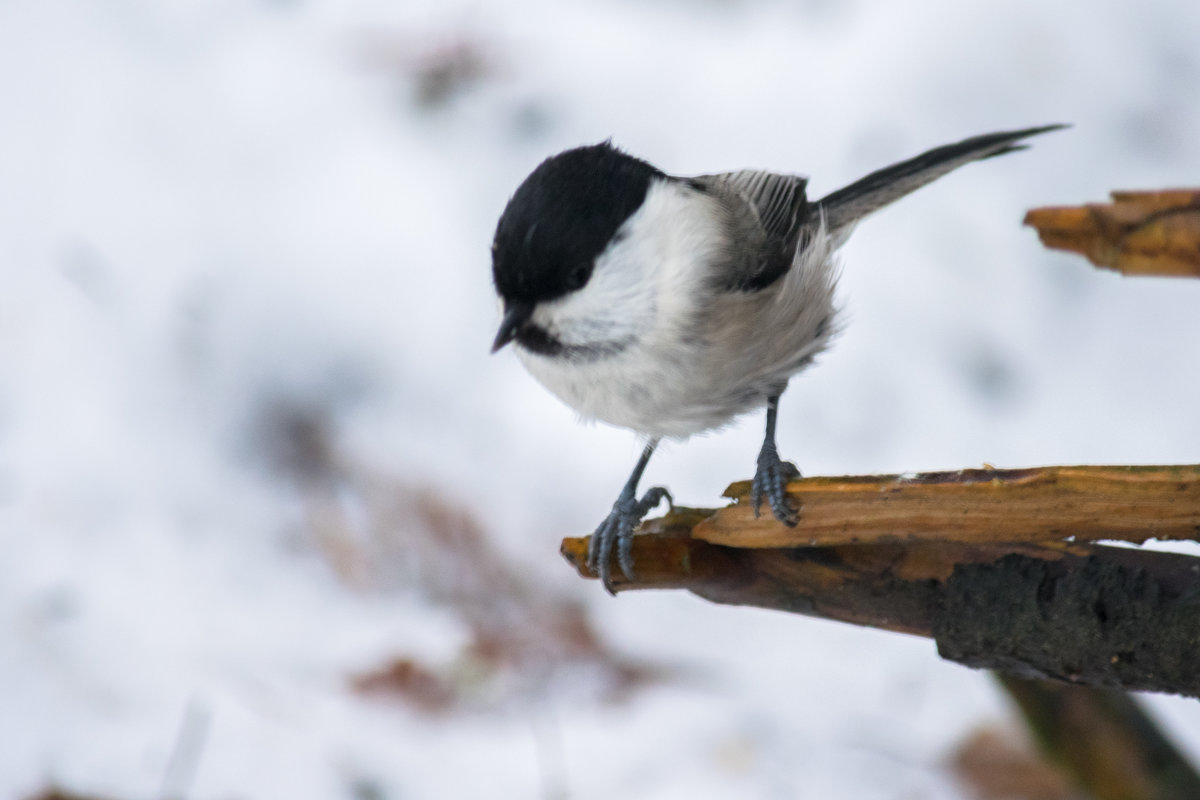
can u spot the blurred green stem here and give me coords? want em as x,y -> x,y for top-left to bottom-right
997,675 -> 1200,800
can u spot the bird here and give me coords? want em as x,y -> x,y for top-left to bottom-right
489,124 -> 1065,593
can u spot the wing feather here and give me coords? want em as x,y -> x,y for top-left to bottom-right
693,170 -> 809,292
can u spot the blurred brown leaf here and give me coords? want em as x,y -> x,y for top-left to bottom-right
352,658 -> 456,714
951,728 -> 1085,800
359,29 -> 498,109
343,486 -> 667,711
248,399 -> 673,711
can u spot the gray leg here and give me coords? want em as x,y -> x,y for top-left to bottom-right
586,438 -> 671,594
750,393 -> 801,526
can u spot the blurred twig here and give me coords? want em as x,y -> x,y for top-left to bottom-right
997,676 -> 1200,800
159,696 -> 212,800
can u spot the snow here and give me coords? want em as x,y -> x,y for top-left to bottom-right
2,0 -> 1199,797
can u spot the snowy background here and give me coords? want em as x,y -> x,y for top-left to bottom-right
2,0 -> 1200,798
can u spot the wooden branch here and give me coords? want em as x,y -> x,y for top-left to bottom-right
696,464 -> 1200,548
1024,189 -> 1200,277
563,518 -> 1051,636
560,465 -> 1200,697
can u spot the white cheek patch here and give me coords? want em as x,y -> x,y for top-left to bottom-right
531,180 -> 725,350
536,244 -> 652,343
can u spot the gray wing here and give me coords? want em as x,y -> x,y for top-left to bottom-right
691,170 -> 809,292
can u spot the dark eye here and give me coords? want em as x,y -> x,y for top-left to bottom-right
565,264 -> 591,292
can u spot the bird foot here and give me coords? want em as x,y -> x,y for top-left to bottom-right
587,486 -> 671,594
751,445 -> 801,526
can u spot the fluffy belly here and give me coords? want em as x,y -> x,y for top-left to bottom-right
519,344 -> 785,439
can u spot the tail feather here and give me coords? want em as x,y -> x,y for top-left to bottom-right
815,124 -> 1067,234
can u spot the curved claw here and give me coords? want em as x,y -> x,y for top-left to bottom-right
588,486 -> 671,594
751,446 -> 801,526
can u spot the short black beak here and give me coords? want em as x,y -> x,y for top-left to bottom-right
491,302 -> 533,353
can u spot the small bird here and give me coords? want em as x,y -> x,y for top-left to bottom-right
490,125 -> 1064,593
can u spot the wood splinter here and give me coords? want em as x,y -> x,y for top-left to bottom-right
1024,189 -> 1200,277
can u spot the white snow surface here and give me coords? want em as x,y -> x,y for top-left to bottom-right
2,0 -> 1199,798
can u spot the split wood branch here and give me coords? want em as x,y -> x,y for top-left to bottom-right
560,464 -> 1200,698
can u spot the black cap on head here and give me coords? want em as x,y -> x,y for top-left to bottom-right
491,142 -> 663,306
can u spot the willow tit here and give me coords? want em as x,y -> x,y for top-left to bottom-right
490,125 -> 1064,593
